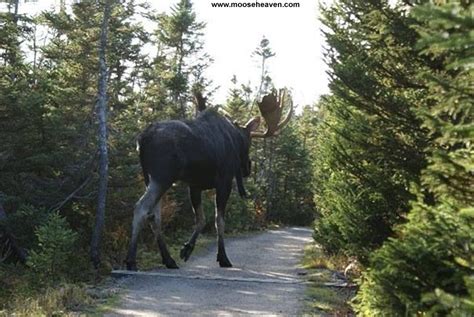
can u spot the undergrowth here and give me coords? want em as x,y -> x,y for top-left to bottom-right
301,243 -> 356,316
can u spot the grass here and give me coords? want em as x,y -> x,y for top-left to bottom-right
0,283 -> 95,317
76,286 -> 122,317
0,259 -> 126,317
92,292 -> 121,316
301,244 -> 356,316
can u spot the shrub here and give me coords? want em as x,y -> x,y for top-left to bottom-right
354,3 -> 473,314
27,212 -> 78,284
354,203 -> 473,315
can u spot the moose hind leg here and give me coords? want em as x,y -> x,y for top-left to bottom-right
180,187 -> 205,262
126,180 -> 161,271
151,199 -> 178,269
215,182 -> 232,268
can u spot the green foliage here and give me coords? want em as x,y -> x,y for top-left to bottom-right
0,282 -> 93,316
222,75 -> 253,123
150,0 -> 212,119
222,72 -> 316,228
312,0 -> 430,262
354,2 -> 474,315
355,203 -> 473,315
313,0 -> 472,315
27,213 -> 79,284
0,209 -> 92,315
268,123 -> 315,225
0,205 -> 49,251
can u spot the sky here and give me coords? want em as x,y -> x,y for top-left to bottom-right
151,0 -> 330,107
2,0 -> 331,107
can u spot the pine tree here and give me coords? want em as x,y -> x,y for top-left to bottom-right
249,37 -> 279,219
2,0 -> 152,269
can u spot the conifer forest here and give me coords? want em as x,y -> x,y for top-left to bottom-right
0,0 -> 472,315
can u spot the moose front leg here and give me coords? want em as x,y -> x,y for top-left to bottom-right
215,181 -> 232,267
180,187 -> 205,262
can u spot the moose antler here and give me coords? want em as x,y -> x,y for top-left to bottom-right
251,89 -> 293,138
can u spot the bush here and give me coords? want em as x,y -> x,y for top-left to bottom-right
354,3 -> 474,314
312,98 -> 408,262
354,203 -> 473,315
0,205 -> 49,252
27,212 -> 78,284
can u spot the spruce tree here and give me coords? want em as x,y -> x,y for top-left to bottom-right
153,0 -> 211,119
355,3 -> 473,314
313,0 -> 430,261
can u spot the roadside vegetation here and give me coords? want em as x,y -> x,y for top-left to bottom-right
313,1 -> 473,315
302,244 -> 355,315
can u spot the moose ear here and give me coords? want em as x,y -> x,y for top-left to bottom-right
245,117 -> 261,132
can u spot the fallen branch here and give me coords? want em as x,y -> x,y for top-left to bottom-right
49,175 -> 92,213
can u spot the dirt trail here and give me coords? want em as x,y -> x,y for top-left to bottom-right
107,227 -> 313,316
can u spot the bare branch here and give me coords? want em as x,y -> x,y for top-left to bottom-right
49,175 -> 92,213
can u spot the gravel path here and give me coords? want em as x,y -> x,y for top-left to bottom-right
107,227 -> 313,316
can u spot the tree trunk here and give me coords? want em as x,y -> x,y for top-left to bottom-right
265,138 -> 275,219
7,0 -> 19,74
13,0 -> 19,20
91,0 -> 111,269
177,38 -> 186,119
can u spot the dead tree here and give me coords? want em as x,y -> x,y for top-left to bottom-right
90,0 -> 112,269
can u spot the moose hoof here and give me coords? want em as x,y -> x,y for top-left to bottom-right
217,255 -> 232,268
180,243 -> 194,262
218,259 -> 233,268
164,258 -> 179,269
126,261 -> 138,271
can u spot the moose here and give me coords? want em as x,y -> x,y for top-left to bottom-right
125,89 -> 292,270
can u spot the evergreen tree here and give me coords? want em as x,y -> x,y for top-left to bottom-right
222,75 -> 251,123
270,121 -> 316,225
355,2 -> 473,314
252,36 -> 275,99
153,0 -> 211,119
313,0 -> 430,261
249,37 -> 278,219
1,0 -> 151,265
